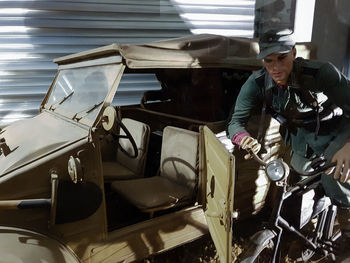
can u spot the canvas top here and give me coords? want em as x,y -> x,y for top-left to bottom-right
54,34 -> 314,69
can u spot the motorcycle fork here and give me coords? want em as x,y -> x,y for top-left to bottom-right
319,205 -> 340,255
304,204 -> 339,258
323,205 -> 337,240
268,182 -> 328,262
268,182 -> 287,263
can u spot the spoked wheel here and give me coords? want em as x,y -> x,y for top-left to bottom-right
289,241 -> 316,263
299,248 -> 315,262
287,232 -> 317,262
240,230 -> 276,263
289,208 -> 339,263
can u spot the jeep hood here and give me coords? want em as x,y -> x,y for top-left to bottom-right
0,111 -> 89,176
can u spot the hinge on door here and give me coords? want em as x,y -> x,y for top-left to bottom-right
225,210 -> 239,231
232,210 -> 239,220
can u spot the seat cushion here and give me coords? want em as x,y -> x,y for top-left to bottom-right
111,176 -> 192,210
160,126 -> 199,189
103,161 -> 142,180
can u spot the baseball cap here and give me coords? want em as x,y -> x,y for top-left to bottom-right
257,30 -> 296,59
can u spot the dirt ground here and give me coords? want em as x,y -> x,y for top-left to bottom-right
142,234 -> 221,263
142,214 -> 262,263
141,211 -> 339,263
142,231 -> 289,263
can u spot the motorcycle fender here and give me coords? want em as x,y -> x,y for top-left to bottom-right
250,229 -> 276,246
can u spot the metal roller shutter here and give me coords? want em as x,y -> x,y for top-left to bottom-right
0,0 -> 255,126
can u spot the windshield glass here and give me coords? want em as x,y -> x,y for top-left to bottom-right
45,63 -> 122,123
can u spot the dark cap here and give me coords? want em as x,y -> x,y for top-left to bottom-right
257,30 -> 296,59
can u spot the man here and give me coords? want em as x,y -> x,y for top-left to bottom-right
226,30 -> 350,254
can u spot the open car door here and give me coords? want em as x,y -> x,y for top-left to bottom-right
202,126 -> 235,263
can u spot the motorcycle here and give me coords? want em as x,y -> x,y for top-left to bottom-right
239,152 -> 342,262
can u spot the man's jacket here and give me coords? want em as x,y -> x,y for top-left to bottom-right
227,57 -> 350,158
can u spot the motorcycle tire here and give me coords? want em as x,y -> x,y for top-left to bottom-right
240,229 -> 276,263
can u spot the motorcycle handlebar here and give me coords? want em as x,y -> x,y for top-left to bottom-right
249,151 -> 336,195
249,151 -> 267,166
249,151 -> 336,177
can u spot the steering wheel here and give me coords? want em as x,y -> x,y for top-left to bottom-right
113,116 -> 138,158
102,106 -> 138,159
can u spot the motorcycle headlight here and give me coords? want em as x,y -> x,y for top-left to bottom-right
266,160 -> 286,181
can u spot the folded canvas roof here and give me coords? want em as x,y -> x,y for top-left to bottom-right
54,34 -> 262,69
54,34 -> 314,69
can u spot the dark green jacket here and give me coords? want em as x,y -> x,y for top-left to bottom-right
227,58 -> 350,158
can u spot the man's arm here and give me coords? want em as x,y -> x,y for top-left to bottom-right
226,73 -> 263,144
319,62 -> 350,182
226,73 -> 264,158
318,62 -> 350,114
329,142 -> 350,183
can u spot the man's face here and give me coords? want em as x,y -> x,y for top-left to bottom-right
263,48 -> 296,85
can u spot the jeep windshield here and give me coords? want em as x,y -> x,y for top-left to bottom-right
44,60 -> 123,125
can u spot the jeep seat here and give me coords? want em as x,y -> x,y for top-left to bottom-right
111,126 -> 199,216
103,118 -> 150,181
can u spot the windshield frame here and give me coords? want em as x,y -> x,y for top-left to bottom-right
41,56 -> 125,128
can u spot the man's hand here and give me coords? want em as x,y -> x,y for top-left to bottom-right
326,142 -> 350,183
240,136 -> 261,160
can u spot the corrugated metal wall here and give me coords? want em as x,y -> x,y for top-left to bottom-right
0,0 -> 255,126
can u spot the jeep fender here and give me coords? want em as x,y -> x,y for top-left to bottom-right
0,226 -> 80,263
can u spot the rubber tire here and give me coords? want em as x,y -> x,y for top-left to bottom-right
240,229 -> 276,263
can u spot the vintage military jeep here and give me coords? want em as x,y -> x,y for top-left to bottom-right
0,34 -> 312,262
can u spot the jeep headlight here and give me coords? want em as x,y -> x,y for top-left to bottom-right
266,159 -> 287,181
68,156 -> 83,183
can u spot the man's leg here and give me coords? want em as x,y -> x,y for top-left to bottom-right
322,125 -> 350,261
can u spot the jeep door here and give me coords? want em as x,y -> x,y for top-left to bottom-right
202,126 -> 235,263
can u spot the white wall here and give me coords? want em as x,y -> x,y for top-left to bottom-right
311,0 -> 349,70
0,0 -> 255,126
